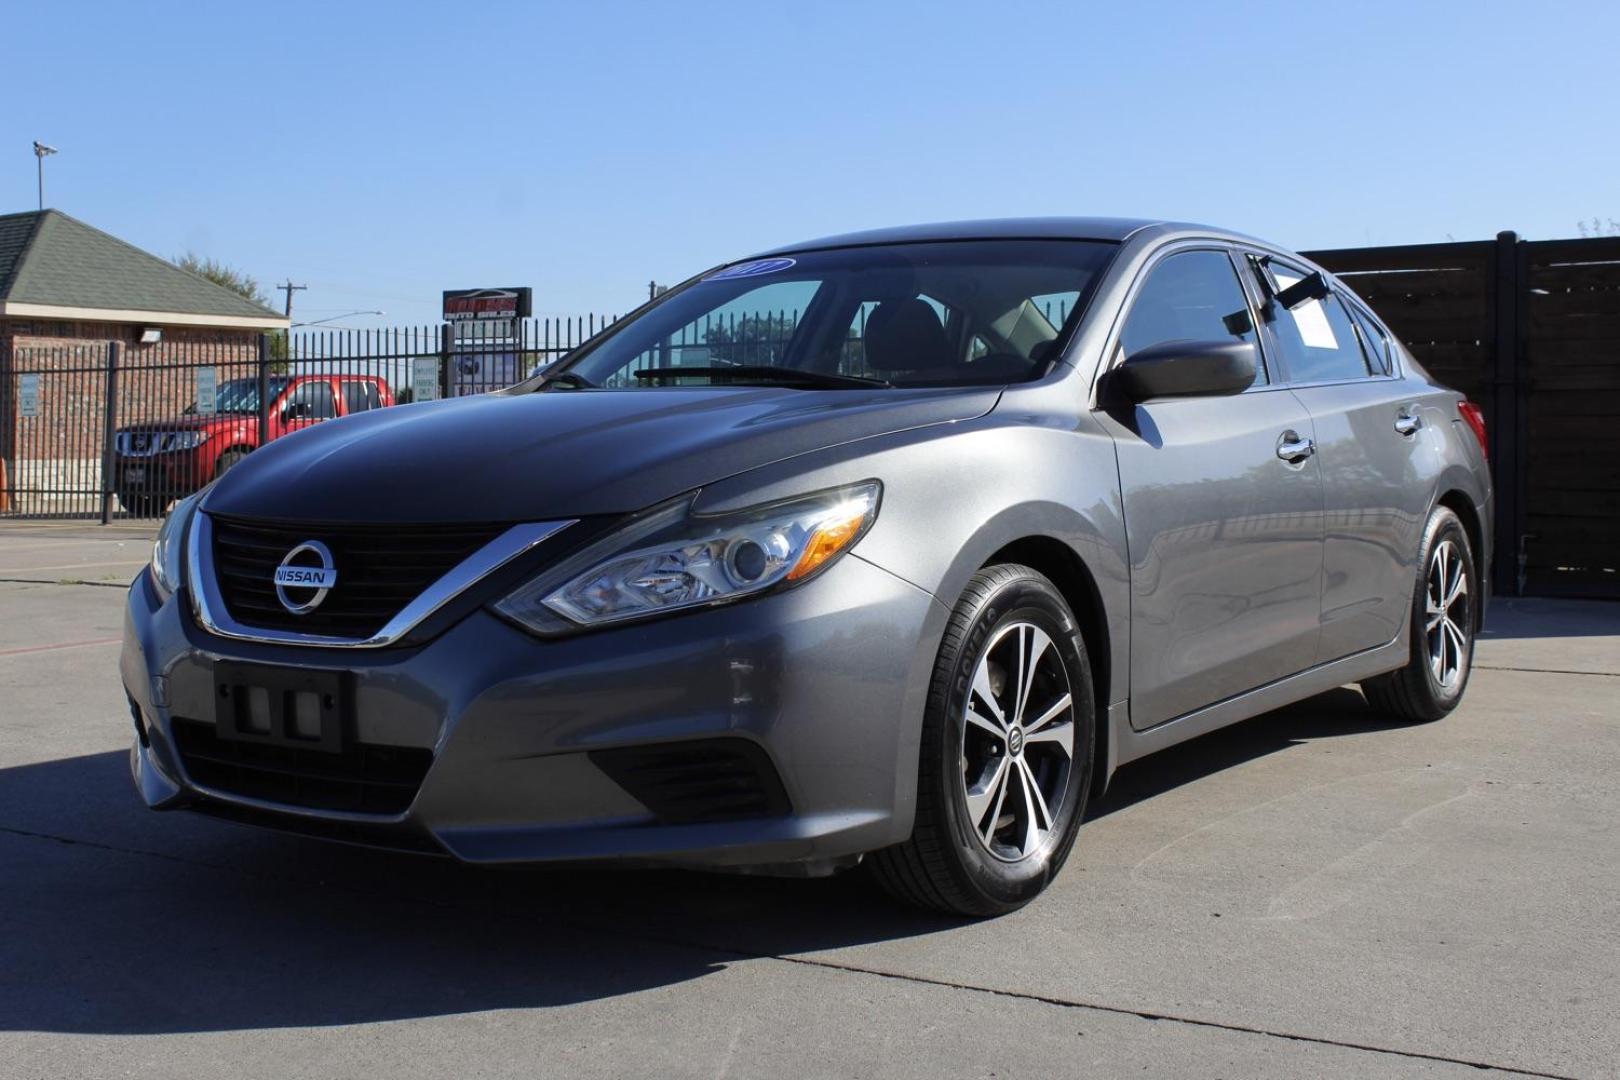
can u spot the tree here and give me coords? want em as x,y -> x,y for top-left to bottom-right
173,251 -> 271,308
701,313 -> 799,366
173,252 -> 288,367
1576,218 -> 1620,238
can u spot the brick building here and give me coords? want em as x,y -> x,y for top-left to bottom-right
0,209 -> 287,513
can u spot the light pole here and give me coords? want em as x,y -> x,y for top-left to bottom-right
33,142 -> 57,210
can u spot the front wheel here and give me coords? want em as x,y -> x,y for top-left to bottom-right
215,448 -> 249,478
869,565 -> 1095,917
1360,506 -> 1477,722
115,491 -> 166,518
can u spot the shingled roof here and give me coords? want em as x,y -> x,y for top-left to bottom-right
0,209 -> 286,328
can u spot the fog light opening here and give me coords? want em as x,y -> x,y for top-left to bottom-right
126,694 -> 150,748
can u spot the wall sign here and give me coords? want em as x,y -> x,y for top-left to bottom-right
195,368 -> 218,416
18,374 -> 40,417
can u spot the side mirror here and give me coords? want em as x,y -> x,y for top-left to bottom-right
1112,340 -> 1257,402
283,401 -> 312,422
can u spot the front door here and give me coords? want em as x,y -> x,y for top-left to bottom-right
1101,248 -> 1325,730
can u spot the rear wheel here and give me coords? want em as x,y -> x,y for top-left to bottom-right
870,565 -> 1095,917
1361,506 -> 1477,722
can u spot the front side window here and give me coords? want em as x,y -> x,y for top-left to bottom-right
550,240 -> 1116,390
1258,261 -> 1374,383
1120,249 -> 1265,385
285,380 -> 335,419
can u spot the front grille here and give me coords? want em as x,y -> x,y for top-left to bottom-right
170,717 -> 433,815
210,515 -> 507,639
590,739 -> 791,824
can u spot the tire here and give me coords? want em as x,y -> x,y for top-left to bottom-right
1360,506 -> 1477,722
215,449 -> 249,478
870,564 -> 1096,917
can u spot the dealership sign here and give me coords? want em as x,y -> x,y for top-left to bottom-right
442,287 -> 532,322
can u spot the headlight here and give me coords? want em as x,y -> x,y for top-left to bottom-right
149,491 -> 203,601
495,480 -> 881,632
164,430 -> 211,451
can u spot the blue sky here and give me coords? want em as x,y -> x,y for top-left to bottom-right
6,1 -> 1616,327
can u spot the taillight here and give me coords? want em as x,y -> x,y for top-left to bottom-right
1457,401 -> 1488,460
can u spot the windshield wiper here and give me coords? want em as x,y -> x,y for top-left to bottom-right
632,366 -> 890,389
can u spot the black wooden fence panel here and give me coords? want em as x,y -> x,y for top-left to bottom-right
1308,233 -> 1620,598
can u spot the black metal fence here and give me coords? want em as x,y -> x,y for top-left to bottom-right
3,240 -> 1615,602
0,316 -> 614,521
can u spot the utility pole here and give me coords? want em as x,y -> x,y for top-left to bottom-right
33,142 -> 57,210
276,281 -> 307,323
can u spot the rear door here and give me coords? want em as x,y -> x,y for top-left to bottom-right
1101,246 -> 1325,730
1249,256 -> 1432,662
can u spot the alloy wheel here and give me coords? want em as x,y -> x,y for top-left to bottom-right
1425,538 -> 1471,690
960,621 -> 1076,861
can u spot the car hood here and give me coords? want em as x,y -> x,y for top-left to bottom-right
119,414 -> 250,433
202,385 -> 998,523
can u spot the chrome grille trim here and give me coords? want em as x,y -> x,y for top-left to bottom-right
187,512 -> 575,648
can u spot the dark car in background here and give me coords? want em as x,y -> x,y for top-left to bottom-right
122,218 -> 1492,915
113,373 -> 391,515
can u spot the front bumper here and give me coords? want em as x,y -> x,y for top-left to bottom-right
122,553 -> 945,870
113,451 -> 206,496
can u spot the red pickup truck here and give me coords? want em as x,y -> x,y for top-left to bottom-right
112,373 -> 392,516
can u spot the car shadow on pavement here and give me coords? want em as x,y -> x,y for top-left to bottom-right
1,686 -> 1400,1036
1088,686 -> 1409,820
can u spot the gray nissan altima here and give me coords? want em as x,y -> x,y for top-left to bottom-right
122,218 -> 1492,915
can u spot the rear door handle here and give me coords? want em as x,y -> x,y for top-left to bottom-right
1276,431 -> 1315,463
1394,408 -> 1422,436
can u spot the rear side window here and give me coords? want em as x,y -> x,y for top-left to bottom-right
1258,261 -> 1373,383
341,381 -> 381,413
1347,302 -> 1394,375
1120,249 -> 1266,385
286,380 -> 335,419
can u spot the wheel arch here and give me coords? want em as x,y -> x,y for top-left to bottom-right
1435,487 -> 1486,629
980,534 -> 1113,799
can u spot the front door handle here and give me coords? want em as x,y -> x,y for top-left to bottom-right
1276,431 -> 1315,463
1394,408 -> 1422,436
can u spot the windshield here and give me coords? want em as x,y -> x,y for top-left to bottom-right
194,377 -> 289,415
549,240 -> 1116,390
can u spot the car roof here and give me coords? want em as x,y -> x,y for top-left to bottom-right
751,217 -> 1252,256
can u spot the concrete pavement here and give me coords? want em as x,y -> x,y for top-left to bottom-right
0,523 -> 1615,1078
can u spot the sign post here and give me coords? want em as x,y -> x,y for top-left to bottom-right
442,288 -> 532,396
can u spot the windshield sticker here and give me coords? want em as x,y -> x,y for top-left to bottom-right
703,257 -> 797,282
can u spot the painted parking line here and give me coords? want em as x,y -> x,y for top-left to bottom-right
0,560 -> 148,574
0,636 -> 122,659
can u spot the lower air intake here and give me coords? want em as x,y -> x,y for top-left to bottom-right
589,739 -> 791,824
